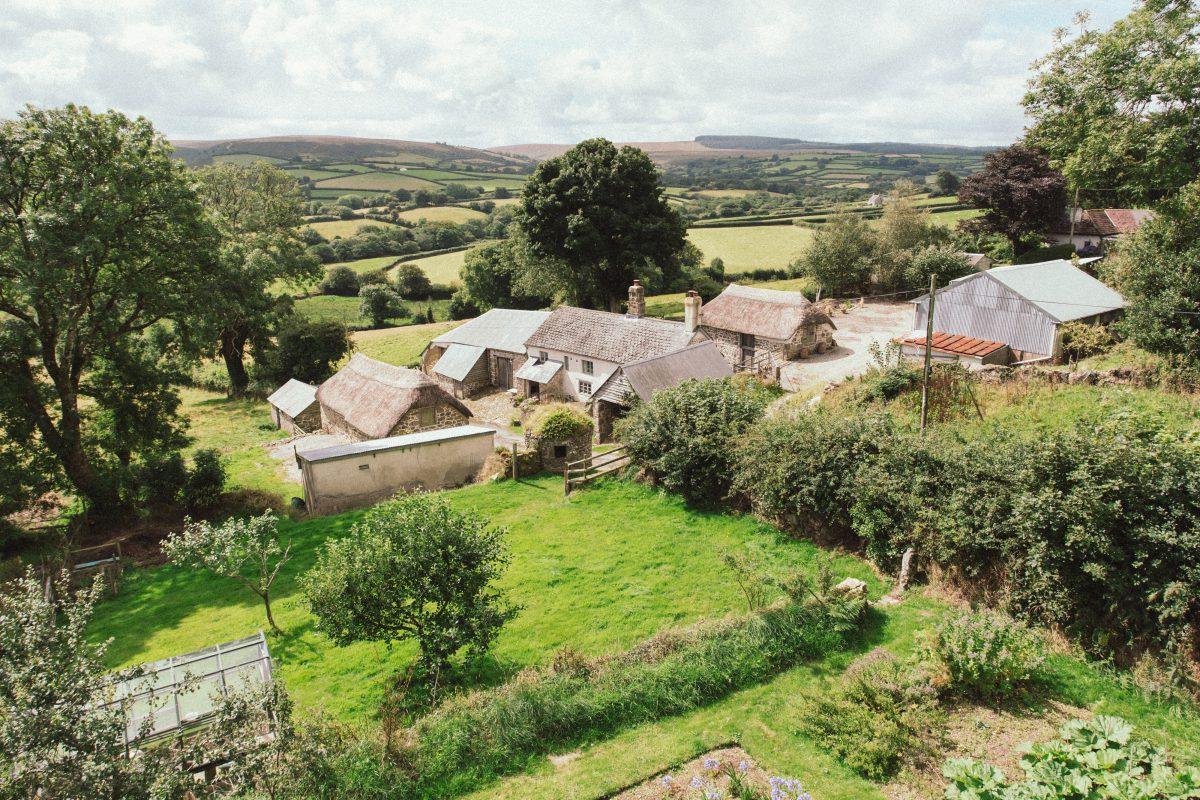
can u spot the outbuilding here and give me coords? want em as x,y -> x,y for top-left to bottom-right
318,353 -> 472,442
911,259 -> 1126,363
421,308 -> 551,397
693,283 -> 836,370
296,425 -> 495,515
266,379 -> 319,434
590,341 -> 733,441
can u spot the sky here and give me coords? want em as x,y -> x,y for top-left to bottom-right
0,1 -> 1134,148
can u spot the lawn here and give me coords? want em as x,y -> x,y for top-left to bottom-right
179,388 -> 294,499
352,320 -> 457,367
304,218 -> 397,238
294,294 -> 449,329
687,225 -> 816,273
89,477 -> 879,726
396,205 -> 488,224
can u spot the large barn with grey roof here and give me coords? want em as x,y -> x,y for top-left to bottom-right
420,308 -> 551,397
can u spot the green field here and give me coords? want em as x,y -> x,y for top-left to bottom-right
315,172 -> 441,192
396,205 -> 488,224
687,224 -> 816,272
210,153 -> 285,165
294,294 -> 448,329
282,167 -> 350,181
351,320 -> 458,367
326,255 -> 399,274
396,246 -> 475,284
303,218 -> 397,238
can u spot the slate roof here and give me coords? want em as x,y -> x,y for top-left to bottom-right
297,425 -> 495,464
698,283 -> 834,341
514,358 -> 562,384
524,307 -> 698,364
317,354 -> 471,440
266,379 -> 318,419
593,341 -> 733,406
431,308 -> 551,353
984,260 -> 1126,323
433,343 -> 486,382
962,252 -> 992,269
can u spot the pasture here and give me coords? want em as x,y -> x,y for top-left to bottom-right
396,246 -> 476,284
352,320 -> 458,367
396,205 -> 488,224
211,153 -> 284,165
315,172 -> 441,192
294,295 -> 448,329
687,224 -> 815,272
303,218 -> 398,238
326,255 -> 399,274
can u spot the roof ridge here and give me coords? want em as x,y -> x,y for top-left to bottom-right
620,340 -> 713,369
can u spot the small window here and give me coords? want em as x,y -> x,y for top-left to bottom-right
417,407 -> 436,427
562,356 -> 570,370
553,444 -> 567,459
582,360 -> 594,375
539,351 -> 550,361
579,380 -> 592,396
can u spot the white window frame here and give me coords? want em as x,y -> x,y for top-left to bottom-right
582,359 -> 594,375
578,380 -> 592,396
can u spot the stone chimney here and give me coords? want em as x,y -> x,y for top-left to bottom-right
683,290 -> 702,333
626,279 -> 645,318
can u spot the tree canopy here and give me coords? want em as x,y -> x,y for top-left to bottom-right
516,138 -> 688,310
957,143 -> 1067,254
1024,2 -> 1200,206
0,105 -> 216,512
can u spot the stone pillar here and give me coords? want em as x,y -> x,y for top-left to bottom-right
683,290 -> 702,333
626,279 -> 645,318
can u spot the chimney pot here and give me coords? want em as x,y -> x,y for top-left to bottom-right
683,289 -> 702,333
627,279 -> 645,318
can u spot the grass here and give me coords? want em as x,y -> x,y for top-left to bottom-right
315,172 -> 441,192
687,225 -> 816,273
304,218 -> 397,239
282,168 -> 350,181
398,247 -> 471,284
179,388 -> 294,499
326,255 -> 399,275
294,295 -> 449,329
211,153 -> 284,165
89,476 -> 878,725
352,320 -> 457,367
396,205 -> 488,224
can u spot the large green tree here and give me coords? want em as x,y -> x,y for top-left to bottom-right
791,210 -> 875,295
1024,2 -> 1200,206
191,162 -> 320,395
957,143 -> 1067,254
516,138 -> 687,310
0,105 -> 215,512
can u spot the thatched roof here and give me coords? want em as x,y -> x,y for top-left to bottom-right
317,354 -> 471,440
699,284 -> 834,341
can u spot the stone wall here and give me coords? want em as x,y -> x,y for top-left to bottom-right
701,323 -> 835,367
593,398 -> 625,443
489,350 -> 526,390
389,402 -> 470,436
526,430 -> 591,471
280,403 -> 321,435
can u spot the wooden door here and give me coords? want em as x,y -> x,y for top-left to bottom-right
496,357 -> 513,389
739,333 -> 756,366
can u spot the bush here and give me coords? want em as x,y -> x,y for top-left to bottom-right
1059,320 -> 1115,360
943,716 -> 1200,799
1011,242 -> 1076,264
619,377 -> 772,505
358,284 -> 408,328
800,650 -> 943,780
527,404 -> 592,441
255,317 -> 353,386
182,448 -> 226,512
393,264 -> 433,299
447,290 -> 480,320
136,449 -> 188,507
932,609 -> 1045,700
319,266 -> 361,297
358,268 -> 390,287
405,595 -> 865,798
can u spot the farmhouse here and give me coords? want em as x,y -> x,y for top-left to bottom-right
265,379 -> 319,434
693,284 -> 836,370
519,281 -> 703,401
420,308 -> 551,397
910,259 -> 1126,363
591,341 -> 733,441
1047,208 -> 1155,255
317,353 -> 472,442
297,425 -> 495,515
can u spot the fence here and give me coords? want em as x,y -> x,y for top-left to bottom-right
564,445 -> 630,495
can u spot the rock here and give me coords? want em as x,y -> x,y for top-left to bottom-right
1067,369 -> 1098,385
832,577 -> 868,599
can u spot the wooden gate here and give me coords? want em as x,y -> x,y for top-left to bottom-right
564,445 -> 630,495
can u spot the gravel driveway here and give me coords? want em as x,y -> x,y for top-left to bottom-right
778,301 -> 914,392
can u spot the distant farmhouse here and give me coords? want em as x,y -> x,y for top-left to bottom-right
317,354 -> 472,441
962,252 -> 994,271
907,259 -> 1126,364
1047,208 -> 1155,255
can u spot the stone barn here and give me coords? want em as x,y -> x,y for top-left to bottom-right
266,379 -> 320,435
590,341 -> 733,442
421,309 -> 551,397
691,284 -> 835,370
317,354 -> 472,442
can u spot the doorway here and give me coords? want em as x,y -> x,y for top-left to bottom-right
739,333 -> 756,367
496,357 -> 513,389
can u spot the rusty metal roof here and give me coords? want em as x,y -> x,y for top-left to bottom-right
900,332 -> 1007,357
698,283 -> 834,341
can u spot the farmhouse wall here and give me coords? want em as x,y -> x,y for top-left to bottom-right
278,403 -> 321,435
525,430 -> 591,471
701,324 -> 834,367
390,402 -> 470,436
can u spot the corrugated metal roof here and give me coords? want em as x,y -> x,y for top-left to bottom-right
985,260 -> 1126,322
514,358 -> 562,383
899,332 -> 1007,357
431,309 -> 551,353
698,283 -> 834,340
297,424 -> 495,463
317,354 -> 471,440
266,379 -> 317,418
524,306 -> 697,364
433,343 -> 487,382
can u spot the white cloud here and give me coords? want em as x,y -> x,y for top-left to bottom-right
0,0 -> 1135,147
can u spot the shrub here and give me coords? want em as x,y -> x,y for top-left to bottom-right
527,404 -> 593,441
447,290 -> 480,320
181,448 -> 226,513
1059,320 -> 1115,360
931,609 -> 1045,700
136,449 -> 187,507
619,377 -> 771,505
320,266 -> 361,297
358,268 -> 390,287
799,649 -> 943,780
942,716 -> 1200,799
358,284 -> 408,328
405,595 -> 865,798
393,264 -> 433,299
255,317 -> 353,386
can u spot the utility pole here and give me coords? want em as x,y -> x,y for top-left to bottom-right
919,273 -> 937,434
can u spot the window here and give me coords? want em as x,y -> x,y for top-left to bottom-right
562,356 -> 570,370
579,380 -> 592,396
582,360 -> 594,375
539,351 -> 549,361
416,407 -> 436,427
553,445 -> 567,459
